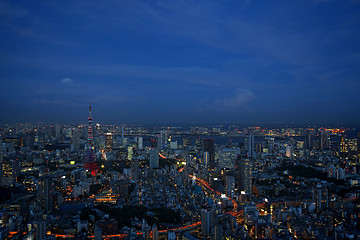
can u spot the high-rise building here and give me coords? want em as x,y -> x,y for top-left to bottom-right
320,130 -> 330,150
105,133 -> 113,151
203,152 -> 210,169
157,131 -> 168,150
131,158 -> 139,181
238,157 -> 252,195
203,139 -> 215,169
138,137 -> 143,150
38,176 -> 52,213
358,132 -> 360,159
226,175 -> 235,198
313,184 -> 328,213
11,159 -> 20,184
36,220 -> 46,240
201,208 -> 215,236
0,151 -> 3,187
149,149 -> 159,169
248,132 -> 255,158
339,135 -> 347,159
71,129 -> 80,150
304,130 -> 314,149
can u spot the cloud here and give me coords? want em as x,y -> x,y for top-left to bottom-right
60,77 -> 73,84
215,89 -> 255,108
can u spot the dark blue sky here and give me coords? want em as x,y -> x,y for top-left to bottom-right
1,0 -> 360,125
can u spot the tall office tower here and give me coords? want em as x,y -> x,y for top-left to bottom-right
201,208 -> 215,237
255,142 -> 263,154
71,129 -> 80,150
105,133 -> 113,151
238,157 -> 252,195
358,132 -> 360,159
11,159 -> 20,184
247,132 -> 255,158
203,152 -> 210,169
84,103 -> 99,176
131,158 -> 139,180
138,137 -> 143,150
320,130 -> 330,150
313,184 -> 328,213
203,139 -> 215,169
0,151 -> 3,187
36,220 -> 46,240
304,129 -> 314,149
149,149 -> 159,169
226,175 -> 235,198
38,176 -> 52,213
157,130 -> 168,150
339,135 -> 347,159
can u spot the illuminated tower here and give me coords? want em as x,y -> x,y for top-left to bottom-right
339,135 -> 347,159
105,133 -> 114,151
84,103 -> 98,175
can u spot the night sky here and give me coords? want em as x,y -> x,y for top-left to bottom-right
1,0 -> 360,125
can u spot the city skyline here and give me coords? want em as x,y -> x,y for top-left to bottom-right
1,1 -> 360,125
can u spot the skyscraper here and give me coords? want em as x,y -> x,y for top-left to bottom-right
11,159 -> 20,185
131,158 -> 139,181
105,133 -> 113,151
150,149 -> 159,169
320,130 -> 330,151
339,135 -> 347,159
238,157 -> 252,195
138,137 -> 143,150
38,176 -> 52,213
313,184 -> 328,213
226,175 -> 235,198
36,219 -> 46,240
304,129 -> 314,149
357,132 -> 360,160
201,208 -> 215,237
203,139 -> 215,169
247,132 -> 255,158
0,152 -> 3,187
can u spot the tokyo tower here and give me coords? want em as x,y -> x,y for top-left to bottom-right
84,103 -> 99,175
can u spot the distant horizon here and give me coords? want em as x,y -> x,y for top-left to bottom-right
1,119 -> 359,130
